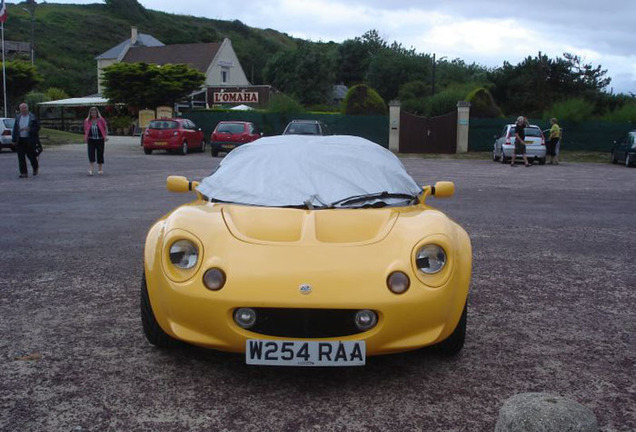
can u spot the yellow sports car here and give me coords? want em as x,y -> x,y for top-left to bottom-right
142,135 -> 472,366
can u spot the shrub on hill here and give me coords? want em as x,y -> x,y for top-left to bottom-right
342,85 -> 387,115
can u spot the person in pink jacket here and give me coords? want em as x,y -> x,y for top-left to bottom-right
83,107 -> 109,175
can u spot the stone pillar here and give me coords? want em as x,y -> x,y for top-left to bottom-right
389,100 -> 400,152
456,101 -> 470,154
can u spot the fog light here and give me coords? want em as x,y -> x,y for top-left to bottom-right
234,308 -> 257,329
203,268 -> 226,291
387,271 -> 410,294
354,310 -> 377,331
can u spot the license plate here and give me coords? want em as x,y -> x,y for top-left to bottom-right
524,140 -> 533,144
221,144 -> 234,149
246,340 -> 365,367
155,141 -> 167,146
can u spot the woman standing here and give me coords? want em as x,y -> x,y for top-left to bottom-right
83,107 -> 108,175
547,118 -> 561,164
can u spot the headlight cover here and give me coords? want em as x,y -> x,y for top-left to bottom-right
415,244 -> 446,274
169,239 -> 199,269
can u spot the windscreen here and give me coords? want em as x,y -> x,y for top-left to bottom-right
197,135 -> 422,208
285,123 -> 319,135
510,126 -> 542,137
216,123 -> 245,134
149,120 -> 179,129
3,119 -> 15,128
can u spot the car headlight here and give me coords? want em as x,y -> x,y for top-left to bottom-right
169,239 -> 198,269
415,244 -> 446,274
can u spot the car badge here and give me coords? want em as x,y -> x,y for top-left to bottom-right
299,284 -> 312,295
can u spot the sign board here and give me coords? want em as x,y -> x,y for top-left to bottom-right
138,109 -> 155,129
218,60 -> 234,67
213,92 -> 258,104
156,106 -> 173,119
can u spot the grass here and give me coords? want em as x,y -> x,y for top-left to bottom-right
40,128 -> 83,146
398,150 -> 611,164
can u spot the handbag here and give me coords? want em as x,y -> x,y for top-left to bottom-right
34,140 -> 43,156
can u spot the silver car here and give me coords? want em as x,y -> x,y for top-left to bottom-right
492,124 -> 547,165
0,117 -> 15,152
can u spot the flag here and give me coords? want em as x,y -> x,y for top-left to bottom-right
0,0 -> 7,23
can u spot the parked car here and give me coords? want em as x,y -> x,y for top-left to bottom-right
0,117 -> 16,152
282,119 -> 331,136
492,124 -> 546,165
142,118 -> 206,155
610,131 -> 636,167
141,135 -> 472,366
210,121 -> 261,157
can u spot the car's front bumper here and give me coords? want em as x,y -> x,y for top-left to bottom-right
144,216 -> 472,356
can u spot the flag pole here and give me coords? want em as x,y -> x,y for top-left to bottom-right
1,22 -> 6,117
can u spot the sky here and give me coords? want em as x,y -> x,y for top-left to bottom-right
53,0 -> 636,95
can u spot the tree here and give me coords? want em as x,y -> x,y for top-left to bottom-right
366,43 -> 431,103
263,42 -> 335,105
336,29 -> 388,86
101,62 -> 205,109
2,61 -> 42,113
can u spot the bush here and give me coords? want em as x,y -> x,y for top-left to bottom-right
429,88 -> 466,116
601,102 -> 636,122
267,93 -> 305,113
45,87 -> 69,101
342,84 -> 387,115
466,87 -> 504,118
25,91 -> 50,108
544,98 -> 595,123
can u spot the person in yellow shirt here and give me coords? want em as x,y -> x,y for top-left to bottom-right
548,118 -> 561,164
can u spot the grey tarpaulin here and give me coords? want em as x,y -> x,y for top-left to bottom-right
197,135 -> 422,208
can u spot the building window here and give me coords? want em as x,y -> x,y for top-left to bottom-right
221,68 -> 229,83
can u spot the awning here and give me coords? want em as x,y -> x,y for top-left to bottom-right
38,96 -> 110,107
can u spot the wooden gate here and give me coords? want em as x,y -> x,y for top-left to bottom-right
399,110 -> 457,153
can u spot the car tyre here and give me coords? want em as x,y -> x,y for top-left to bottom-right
493,149 -> 500,162
539,157 -> 546,165
180,141 -> 188,155
200,140 -> 206,153
626,154 -> 632,167
435,302 -> 467,356
500,153 -> 508,164
144,148 -> 152,155
140,275 -> 178,348
211,147 -> 219,157
611,151 -> 618,164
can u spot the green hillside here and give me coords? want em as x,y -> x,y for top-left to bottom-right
4,0 -> 299,96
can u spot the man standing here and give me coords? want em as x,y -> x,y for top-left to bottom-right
12,102 -> 40,178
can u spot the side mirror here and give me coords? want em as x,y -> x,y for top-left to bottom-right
432,181 -> 455,198
167,176 -> 199,193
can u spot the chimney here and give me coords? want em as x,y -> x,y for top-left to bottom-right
131,26 -> 138,45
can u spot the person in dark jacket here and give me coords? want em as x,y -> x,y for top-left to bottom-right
12,102 -> 40,178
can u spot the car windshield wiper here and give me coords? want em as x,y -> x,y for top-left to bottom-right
329,192 -> 417,208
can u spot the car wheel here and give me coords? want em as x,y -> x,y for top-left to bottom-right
200,140 -> 206,153
211,148 -> 219,157
611,151 -> 618,164
11,146 -> 17,152
144,148 -> 152,155
140,275 -> 178,348
493,150 -> 500,162
500,153 -> 508,164
626,154 -> 632,167
435,302 -> 467,356
180,141 -> 188,155
539,157 -> 546,165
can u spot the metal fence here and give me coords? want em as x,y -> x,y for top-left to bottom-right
469,117 -> 634,152
181,111 -> 390,148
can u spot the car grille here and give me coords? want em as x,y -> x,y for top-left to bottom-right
245,308 -> 367,338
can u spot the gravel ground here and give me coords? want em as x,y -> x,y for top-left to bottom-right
0,138 -> 634,431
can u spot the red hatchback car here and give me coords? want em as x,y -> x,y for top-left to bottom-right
143,118 -> 206,155
210,121 -> 261,157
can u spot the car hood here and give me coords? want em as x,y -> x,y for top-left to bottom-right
222,205 -> 398,245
